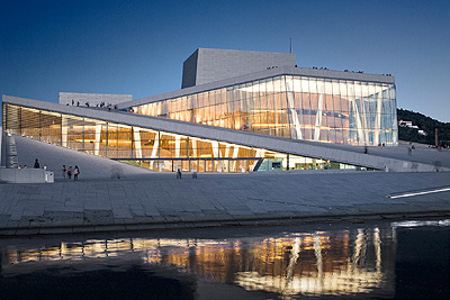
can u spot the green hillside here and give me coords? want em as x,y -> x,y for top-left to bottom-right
397,109 -> 450,146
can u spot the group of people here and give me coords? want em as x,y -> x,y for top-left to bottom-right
62,164 -> 81,181
98,102 -> 118,110
66,100 -> 119,110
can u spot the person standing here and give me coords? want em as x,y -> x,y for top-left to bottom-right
176,167 -> 182,179
34,159 -> 40,168
62,165 -> 67,180
67,166 -> 72,180
73,165 -> 80,181
192,169 -> 198,179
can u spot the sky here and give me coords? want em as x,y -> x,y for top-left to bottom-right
1,0 -> 449,122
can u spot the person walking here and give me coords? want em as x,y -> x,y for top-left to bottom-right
192,168 -> 198,179
73,165 -> 80,181
176,167 -> 182,179
67,166 -> 72,180
62,165 -> 67,180
34,159 -> 40,168
111,165 -> 122,180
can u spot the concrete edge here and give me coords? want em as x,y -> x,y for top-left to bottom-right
1,210 -> 449,237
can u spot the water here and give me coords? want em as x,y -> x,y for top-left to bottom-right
0,219 -> 449,299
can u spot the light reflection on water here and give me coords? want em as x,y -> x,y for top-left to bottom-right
1,219 -> 449,299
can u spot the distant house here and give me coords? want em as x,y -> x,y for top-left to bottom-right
398,120 -> 413,127
398,120 -> 427,136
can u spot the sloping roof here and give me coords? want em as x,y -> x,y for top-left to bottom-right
4,95 -> 448,172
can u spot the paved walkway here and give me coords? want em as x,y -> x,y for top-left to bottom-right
0,135 -> 449,236
0,171 -> 449,236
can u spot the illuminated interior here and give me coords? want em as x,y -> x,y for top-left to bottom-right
3,104 -> 371,172
132,75 -> 398,146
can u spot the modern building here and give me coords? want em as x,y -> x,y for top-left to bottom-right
2,48 -> 406,173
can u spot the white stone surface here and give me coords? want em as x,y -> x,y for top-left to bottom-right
14,135 -> 153,181
0,168 -> 47,183
0,170 -> 449,235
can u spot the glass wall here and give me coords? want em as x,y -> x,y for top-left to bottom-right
133,75 -> 397,146
3,103 -> 371,172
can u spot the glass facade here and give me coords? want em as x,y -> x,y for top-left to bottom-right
133,75 -> 397,146
3,103 -> 371,172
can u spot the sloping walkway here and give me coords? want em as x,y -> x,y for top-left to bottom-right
14,135 -> 153,181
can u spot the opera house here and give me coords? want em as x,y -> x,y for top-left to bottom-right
3,48 -> 403,173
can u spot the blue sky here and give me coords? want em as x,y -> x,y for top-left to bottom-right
1,0 -> 449,122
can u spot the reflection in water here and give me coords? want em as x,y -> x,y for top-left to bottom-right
391,219 -> 450,228
234,230 -> 393,298
1,226 -> 402,299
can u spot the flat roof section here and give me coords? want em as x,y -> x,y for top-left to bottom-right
120,66 -> 395,109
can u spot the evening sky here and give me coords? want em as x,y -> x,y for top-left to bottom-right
1,0 -> 449,122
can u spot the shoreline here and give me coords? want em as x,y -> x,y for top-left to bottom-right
1,209 -> 450,237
